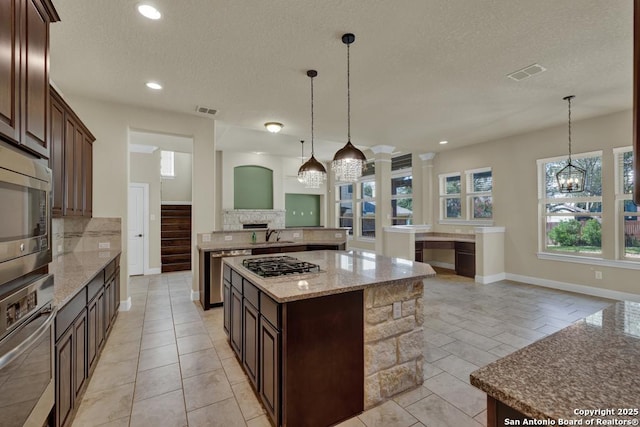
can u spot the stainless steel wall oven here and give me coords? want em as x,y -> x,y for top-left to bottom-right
0,145 -> 52,287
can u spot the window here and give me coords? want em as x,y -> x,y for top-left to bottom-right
439,173 -> 461,219
359,180 -> 376,238
336,184 -> 353,236
538,152 -> 602,255
160,150 -> 175,177
466,168 -> 492,220
391,154 -> 413,225
615,148 -> 639,260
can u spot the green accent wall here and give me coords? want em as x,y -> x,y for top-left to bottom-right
285,194 -> 321,227
234,166 -> 273,209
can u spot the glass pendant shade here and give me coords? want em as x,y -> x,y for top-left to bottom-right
555,95 -> 585,193
333,32 -> 366,183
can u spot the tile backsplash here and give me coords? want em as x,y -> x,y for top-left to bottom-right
52,217 -> 121,255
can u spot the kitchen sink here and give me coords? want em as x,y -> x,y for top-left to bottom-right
251,240 -> 296,245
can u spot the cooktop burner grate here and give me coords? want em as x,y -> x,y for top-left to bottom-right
242,256 -> 320,277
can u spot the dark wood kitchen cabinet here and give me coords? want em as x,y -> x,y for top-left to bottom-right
230,286 -> 243,358
455,241 -> 476,278
50,87 -> 95,217
56,256 -> 120,427
242,297 -> 259,388
0,0 -> 59,158
259,316 -> 280,424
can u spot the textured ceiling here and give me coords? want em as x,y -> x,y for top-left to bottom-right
49,0 -> 633,161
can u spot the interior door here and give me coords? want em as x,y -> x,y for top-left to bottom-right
128,184 -> 145,276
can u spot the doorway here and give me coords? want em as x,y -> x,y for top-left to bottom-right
128,183 -> 148,276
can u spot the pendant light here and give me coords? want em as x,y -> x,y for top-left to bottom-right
556,95 -> 586,193
332,33 -> 367,182
297,140 -> 306,183
297,70 -> 327,188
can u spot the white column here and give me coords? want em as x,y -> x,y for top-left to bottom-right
419,153 -> 436,226
371,145 -> 395,253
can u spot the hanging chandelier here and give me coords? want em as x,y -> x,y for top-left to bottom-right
332,33 -> 367,182
297,140 -> 306,183
556,95 -> 586,193
297,70 -> 327,188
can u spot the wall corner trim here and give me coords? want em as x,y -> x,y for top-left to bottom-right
190,290 -> 200,301
119,297 -> 132,311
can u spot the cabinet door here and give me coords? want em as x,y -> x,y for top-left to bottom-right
87,297 -> 97,373
455,250 -> 475,278
21,0 -> 50,158
56,326 -> 74,427
114,268 -> 120,312
104,280 -> 112,332
259,317 -> 280,426
83,137 -> 93,217
0,0 -> 20,143
74,310 -> 87,398
74,126 -> 84,215
50,92 -> 65,217
63,118 -> 77,216
96,290 -> 105,352
223,281 -> 230,336
230,287 -> 243,358
242,301 -> 259,388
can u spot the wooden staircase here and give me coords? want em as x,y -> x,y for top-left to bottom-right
161,205 -> 192,272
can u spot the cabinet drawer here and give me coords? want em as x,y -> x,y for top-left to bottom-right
87,272 -> 105,301
223,265 -> 232,283
422,240 -> 455,250
105,260 -> 116,281
243,280 -> 260,308
455,241 -> 476,253
231,270 -> 243,291
260,293 -> 280,329
56,288 -> 86,340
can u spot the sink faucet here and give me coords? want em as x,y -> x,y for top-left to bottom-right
266,228 -> 277,242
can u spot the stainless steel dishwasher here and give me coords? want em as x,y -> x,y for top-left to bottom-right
209,250 -> 251,306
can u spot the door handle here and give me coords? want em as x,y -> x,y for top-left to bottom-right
136,234 -> 143,237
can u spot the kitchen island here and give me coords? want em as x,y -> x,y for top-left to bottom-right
470,301 -> 640,426
223,250 -> 435,427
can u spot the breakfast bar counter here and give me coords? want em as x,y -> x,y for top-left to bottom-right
470,301 -> 640,425
222,250 -> 435,427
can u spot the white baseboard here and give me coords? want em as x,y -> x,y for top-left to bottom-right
426,261 -> 455,270
145,268 -> 161,275
475,272 -> 506,284
505,273 -> 640,302
119,297 -> 132,311
190,290 -> 200,301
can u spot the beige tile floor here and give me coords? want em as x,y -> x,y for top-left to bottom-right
72,269 -> 612,427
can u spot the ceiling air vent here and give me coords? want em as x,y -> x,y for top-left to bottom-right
195,106 -> 217,116
507,63 -> 546,82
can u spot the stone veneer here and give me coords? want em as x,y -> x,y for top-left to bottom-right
223,209 -> 285,231
363,280 -> 424,408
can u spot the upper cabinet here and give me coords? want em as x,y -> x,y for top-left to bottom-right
50,87 -> 95,218
0,0 -> 59,158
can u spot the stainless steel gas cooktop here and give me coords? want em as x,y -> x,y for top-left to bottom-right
242,256 -> 320,277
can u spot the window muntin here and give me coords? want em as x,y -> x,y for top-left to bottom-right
391,174 -> 412,225
359,180 -> 376,238
539,153 -> 602,255
440,173 -> 462,219
467,169 -> 492,220
336,184 -> 353,235
160,150 -> 175,177
615,149 -> 639,259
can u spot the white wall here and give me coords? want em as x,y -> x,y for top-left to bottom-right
162,152 -> 192,202
64,94 -> 216,299
430,109 -> 638,295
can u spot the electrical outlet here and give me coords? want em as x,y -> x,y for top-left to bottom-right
57,245 -> 63,253
224,235 -> 232,241
393,302 -> 402,319
293,232 -> 300,238
150,214 -> 156,221
98,242 -> 110,249
595,271 -> 603,280
202,234 -> 211,242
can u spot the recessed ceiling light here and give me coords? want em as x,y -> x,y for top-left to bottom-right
264,122 -> 283,133
137,4 -> 161,20
254,152 -> 264,155
145,81 -> 162,90
439,140 -> 448,145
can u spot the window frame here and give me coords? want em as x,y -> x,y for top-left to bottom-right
391,169 -> 413,226
465,167 -> 493,221
614,147 -> 639,261
439,172 -> 462,221
537,150 -> 603,257
335,183 -> 354,236
160,150 -> 175,178
358,177 -> 376,239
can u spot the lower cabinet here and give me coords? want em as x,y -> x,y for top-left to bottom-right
223,281 -> 230,335
242,300 -> 259,388
230,286 -> 243,358
55,256 -> 120,427
259,316 -> 280,424
455,242 -> 476,278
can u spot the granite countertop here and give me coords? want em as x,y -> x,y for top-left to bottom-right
223,250 -> 436,303
470,301 -> 640,421
416,233 -> 476,243
49,250 -> 121,307
197,240 -> 345,252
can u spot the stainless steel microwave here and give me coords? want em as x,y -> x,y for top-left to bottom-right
0,146 -> 52,286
